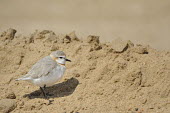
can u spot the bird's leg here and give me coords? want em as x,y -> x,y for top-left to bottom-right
40,86 -> 47,98
40,85 -> 54,105
44,85 -> 54,96
43,84 -> 51,96
44,84 -> 46,89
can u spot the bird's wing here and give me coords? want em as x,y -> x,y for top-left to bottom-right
23,56 -> 57,79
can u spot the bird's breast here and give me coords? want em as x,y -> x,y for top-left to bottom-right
49,65 -> 66,80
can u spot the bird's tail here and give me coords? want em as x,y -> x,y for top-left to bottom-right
15,78 -> 22,81
15,77 -> 31,81
15,74 -> 31,81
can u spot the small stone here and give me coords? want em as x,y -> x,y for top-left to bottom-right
43,32 -> 57,43
64,35 -> 71,43
135,108 -> 138,111
67,31 -> 79,41
141,98 -> 147,104
127,40 -> 134,47
34,30 -> 56,41
40,30 -> 51,35
133,45 -> 148,54
75,73 -> 80,77
5,28 -> 17,40
93,44 -> 102,50
0,99 -> 17,113
0,28 -> 17,41
86,35 -> 100,44
19,101 -> 24,106
111,38 -> 132,53
26,35 -> 34,43
5,92 -> 16,99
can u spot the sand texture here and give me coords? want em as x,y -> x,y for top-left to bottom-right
0,28 -> 170,113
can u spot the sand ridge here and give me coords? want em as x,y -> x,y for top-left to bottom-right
0,28 -> 170,113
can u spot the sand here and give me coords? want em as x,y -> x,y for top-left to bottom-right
0,28 -> 170,113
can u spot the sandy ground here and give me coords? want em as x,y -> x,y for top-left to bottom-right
0,28 -> 170,113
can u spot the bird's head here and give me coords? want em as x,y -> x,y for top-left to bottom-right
50,50 -> 71,65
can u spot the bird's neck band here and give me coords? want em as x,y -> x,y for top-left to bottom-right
58,63 -> 65,66
50,54 -> 57,60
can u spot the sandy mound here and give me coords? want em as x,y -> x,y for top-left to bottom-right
0,28 -> 170,113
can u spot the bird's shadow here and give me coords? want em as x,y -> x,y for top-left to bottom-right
23,77 -> 79,99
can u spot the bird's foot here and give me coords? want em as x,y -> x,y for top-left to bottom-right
46,92 -> 54,96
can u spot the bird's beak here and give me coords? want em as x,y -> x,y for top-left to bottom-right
66,59 -> 71,62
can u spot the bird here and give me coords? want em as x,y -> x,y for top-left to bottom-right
16,50 -> 71,98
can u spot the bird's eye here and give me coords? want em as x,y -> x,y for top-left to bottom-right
59,57 -> 63,59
